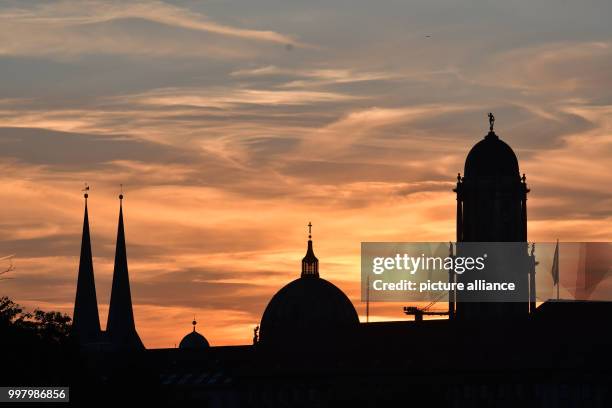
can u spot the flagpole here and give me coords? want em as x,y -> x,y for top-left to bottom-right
366,275 -> 370,323
556,239 -> 560,300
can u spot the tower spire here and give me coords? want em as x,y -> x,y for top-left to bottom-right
301,221 -> 319,278
72,186 -> 101,345
106,190 -> 144,350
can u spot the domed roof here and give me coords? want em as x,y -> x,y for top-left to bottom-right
259,230 -> 359,346
464,131 -> 519,179
179,320 -> 209,350
259,276 -> 359,345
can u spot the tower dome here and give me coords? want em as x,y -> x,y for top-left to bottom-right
464,113 -> 520,179
179,319 -> 210,350
259,224 -> 359,347
453,113 -> 531,320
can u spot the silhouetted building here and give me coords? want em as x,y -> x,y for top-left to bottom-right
71,192 -> 143,351
72,192 -> 101,346
179,319 -> 210,350
69,116 -> 612,407
106,194 -> 144,350
259,225 -> 359,347
454,113 -> 532,319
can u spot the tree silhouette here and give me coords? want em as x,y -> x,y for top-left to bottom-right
0,296 -> 24,326
0,255 -> 15,281
0,296 -> 73,385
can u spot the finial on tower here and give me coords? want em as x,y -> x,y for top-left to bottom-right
488,112 -> 495,132
192,317 -> 197,332
119,184 -> 124,200
301,221 -> 319,278
82,183 -> 90,199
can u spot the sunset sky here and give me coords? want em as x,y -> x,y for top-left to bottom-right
1,0 -> 612,348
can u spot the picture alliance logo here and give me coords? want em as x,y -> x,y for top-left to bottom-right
371,253 -> 488,275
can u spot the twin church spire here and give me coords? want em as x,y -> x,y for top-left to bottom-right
72,191 -> 101,344
106,193 -> 144,349
72,188 -> 143,350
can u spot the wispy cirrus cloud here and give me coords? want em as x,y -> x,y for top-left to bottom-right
474,41 -> 612,99
231,65 -> 401,87
122,86 -> 362,108
6,0 -> 298,44
0,0 -> 303,58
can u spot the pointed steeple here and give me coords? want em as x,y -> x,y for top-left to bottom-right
72,188 -> 101,344
106,192 -> 144,350
301,222 -> 319,278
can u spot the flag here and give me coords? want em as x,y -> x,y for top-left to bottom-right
551,240 -> 559,286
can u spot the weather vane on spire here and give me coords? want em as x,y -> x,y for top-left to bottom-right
119,184 -> 124,200
82,183 -> 90,199
488,112 -> 495,132
308,222 -> 312,240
